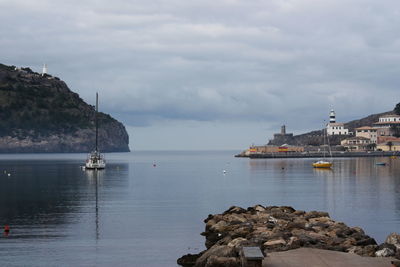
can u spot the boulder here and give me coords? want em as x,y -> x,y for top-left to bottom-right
205,256 -> 240,267
385,233 -> 400,251
195,245 -> 236,267
178,253 -> 203,267
263,238 -> 287,248
227,238 -> 248,249
375,247 -> 395,257
304,211 -> 330,219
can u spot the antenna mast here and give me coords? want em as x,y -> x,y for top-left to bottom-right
95,92 -> 98,152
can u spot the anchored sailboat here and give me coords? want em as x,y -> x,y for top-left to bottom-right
85,93 -> 106,169
313,127 -> 333,168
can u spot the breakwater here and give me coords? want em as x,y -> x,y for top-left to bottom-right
236,151 -> 399,159
177,205 -> 400,267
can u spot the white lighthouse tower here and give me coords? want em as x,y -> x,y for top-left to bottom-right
42,64 -> 48,76
329,109 -> 336,123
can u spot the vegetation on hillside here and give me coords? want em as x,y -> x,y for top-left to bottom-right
0,63 -> 115,139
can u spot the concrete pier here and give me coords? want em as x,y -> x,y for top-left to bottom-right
263,248 -> 394,267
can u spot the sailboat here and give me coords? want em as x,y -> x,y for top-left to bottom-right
313,127 -> 333,168
85,93 -> 106,169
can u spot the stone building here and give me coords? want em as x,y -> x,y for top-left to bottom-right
340,136 -> 372,151
355,126 -> 377,143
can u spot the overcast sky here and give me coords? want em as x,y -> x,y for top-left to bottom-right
1,0 -> 400,150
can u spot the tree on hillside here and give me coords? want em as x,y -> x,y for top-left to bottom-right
387,141 -> 393,151
395,102 -> 400,115
366,143 -> 376,151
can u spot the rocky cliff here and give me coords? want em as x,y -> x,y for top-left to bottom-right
0,63 -> 129,153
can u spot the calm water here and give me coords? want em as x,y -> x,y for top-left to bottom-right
0,151 -> 399,266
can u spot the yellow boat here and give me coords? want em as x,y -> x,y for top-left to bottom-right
313,160 -> 333,168
390,156 -> 397,159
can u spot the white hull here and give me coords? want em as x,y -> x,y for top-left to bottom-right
85,162 -> 106,169
85,151 -> 106,169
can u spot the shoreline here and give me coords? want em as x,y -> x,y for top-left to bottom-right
236,151 -> 399,159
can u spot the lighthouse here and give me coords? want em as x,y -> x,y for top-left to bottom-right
326,109 -> 349,136
42,64 -> 47,76
329,109 -> 336,123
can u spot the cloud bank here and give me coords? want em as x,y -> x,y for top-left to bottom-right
1,0 -> 400,149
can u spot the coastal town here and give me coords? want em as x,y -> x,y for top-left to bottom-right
239,109 -> 400,157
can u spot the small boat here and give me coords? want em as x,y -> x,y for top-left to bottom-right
376,162 -> 386,166
313,126 -> 332,169
85,93 -> 106,170
313,160 -> 333,168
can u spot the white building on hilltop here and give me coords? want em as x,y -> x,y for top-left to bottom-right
326,109 -> 349,136
42,64 -> 47,76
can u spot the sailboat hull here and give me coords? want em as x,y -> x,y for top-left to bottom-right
85,162 -> 106,169
313,161 -> 333,168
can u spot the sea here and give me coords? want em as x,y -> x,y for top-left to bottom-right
0,151 -> 399,266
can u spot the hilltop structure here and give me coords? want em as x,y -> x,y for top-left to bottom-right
42,63 -> 47,76
270,125 -> 294,145
326,109 -> 349,136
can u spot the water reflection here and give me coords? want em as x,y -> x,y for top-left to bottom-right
85,170 -> 103,241
247,157 -> 400,242
0,161 -> 129,240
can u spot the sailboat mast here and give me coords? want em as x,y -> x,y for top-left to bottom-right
95,92 -> 98,152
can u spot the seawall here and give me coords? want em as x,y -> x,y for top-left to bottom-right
236,151 -> 399,159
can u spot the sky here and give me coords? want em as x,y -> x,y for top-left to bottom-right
1,0 -> 400,150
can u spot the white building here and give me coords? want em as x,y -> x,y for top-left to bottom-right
374,114 -> 400,128
42,64 -> 47,76
326,109 -> 349,136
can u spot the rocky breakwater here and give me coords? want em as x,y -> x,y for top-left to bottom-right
178,205 -> 400,267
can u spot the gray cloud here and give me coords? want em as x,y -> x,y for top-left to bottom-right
1,0 -> 400,149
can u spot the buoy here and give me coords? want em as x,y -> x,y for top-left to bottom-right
7,173 -> 11,177
223,170 -> 226,174
4,225 -> 10,233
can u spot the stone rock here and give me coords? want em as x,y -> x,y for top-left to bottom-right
254,205 -> 266,212
304,211 -> 330,219
385,233 -> 400,251
178,253 -> 203,267
195,245 -> 236,267
287,236 -> 301,249
356,236 -> 377,246
263,238 -> 287,248
227,238 -> 247,248
210,221 -> 228,233
205,256 -> 240,267
223,206 -> 246,215
227,214 -> 247,224
375,247 -> 395,257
